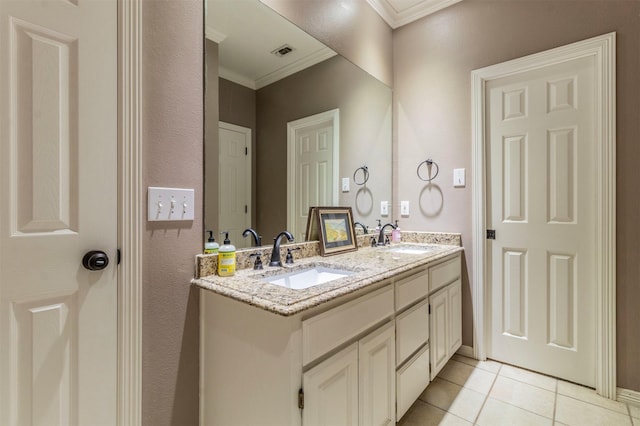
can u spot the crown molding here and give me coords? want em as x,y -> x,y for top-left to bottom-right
366,0 -> 462,29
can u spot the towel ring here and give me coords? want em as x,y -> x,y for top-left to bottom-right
417,159 -> 439,182
353,165 -> 369,186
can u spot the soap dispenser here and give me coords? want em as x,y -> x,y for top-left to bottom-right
217,232 -> 236,277
204,230 -> 219,255
392,220 -> 401,243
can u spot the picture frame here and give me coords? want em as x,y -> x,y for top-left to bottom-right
316,207 -> 357,256
305,206 -> 319,241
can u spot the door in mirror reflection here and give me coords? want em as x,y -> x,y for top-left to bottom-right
219,122 -> 252,248
288,109 -> 339,241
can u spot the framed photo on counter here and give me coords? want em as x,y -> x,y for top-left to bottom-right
316,207 -> 357,256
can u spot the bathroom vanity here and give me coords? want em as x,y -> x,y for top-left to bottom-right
194,234 -> 463,425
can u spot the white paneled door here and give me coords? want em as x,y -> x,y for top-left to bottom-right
0,0 -> 117,424
486,56 -> 596,386
287,109 -> 339,242
218,122 -> 251,248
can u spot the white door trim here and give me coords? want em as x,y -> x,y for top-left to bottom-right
471,33 -> 616,397
118,0 -> 143,423
286,109 -> 340,233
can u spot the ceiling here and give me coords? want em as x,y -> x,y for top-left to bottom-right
366,0 -> 463,29
206,0 -> 461,89
206,0 -> 336,90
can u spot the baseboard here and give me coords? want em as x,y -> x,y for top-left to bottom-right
456,345 -> 474,359
617,387 -> 640,407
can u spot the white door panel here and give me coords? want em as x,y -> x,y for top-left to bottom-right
287,110 -> 339,242
218,122 -> 251,248
1,0 -> 117,424
487,56 -> 595,386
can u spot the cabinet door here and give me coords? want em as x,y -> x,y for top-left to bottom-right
359,322 -> 395,426
429,286 -> 449,380
448,279 -> 462,355
303,343 -> 359,426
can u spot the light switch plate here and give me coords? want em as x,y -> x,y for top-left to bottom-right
401,201 -> 410,216
148,187 -> 195,221
380,201 -> 389,216
342,177 -> 350,192
454,168 -> 466,187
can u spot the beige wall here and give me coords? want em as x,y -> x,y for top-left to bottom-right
393,0 -> 640,391
256,55 -> 392,239
142,0 -> 202,424
218,78 -> 258,231
259,0 -> 393,87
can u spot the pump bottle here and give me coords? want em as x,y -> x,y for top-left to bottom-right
217,232 -> 236,277
204,230 -> 219,254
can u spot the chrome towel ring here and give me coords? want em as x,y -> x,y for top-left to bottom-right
353,165 -> 369,186
417,159 -> 439,182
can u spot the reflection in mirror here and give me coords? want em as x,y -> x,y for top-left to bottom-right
205,0 -> 392,249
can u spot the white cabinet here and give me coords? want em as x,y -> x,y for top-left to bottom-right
200,251 -> 463,426
448,279 -> 462,355
429,278 -> 462,380
303,343 -> 359,426
359,322 -> 395,426
303,322 -> 395,426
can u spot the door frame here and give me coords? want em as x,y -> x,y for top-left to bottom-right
118,0 -> 143,423
471,33 -> 616,397
286,109 -> 340,235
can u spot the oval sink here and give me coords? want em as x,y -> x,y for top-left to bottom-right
262,266 -> 355,290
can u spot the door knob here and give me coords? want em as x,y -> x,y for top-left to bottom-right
82,250 -> 109,271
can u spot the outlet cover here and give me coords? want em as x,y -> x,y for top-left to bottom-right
342,177 -> 350,192
380,201 -> 389,216
400,201 -> 410,216
454,168 -> 466,187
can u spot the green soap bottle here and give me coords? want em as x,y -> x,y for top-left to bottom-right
217,232 -> 236,277
204,230 -> 219,255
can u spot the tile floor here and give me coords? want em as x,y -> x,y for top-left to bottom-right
398,354 -> 640,426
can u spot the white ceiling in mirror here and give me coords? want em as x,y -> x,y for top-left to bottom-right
366,0 -> 463,29
206,0 -> 336,90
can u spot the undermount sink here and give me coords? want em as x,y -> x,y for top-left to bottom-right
385,244 -> 438,255
262,266 -> 355,290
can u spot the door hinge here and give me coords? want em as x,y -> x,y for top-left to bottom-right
428,304 -> 431,315
298,388 -> 304,410
486,229 -> 496,240
245,147 -> 248,155
245,205 -> 248,214
117,248 -> 121,265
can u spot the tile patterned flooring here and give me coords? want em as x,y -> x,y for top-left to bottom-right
398,354 -> 640,426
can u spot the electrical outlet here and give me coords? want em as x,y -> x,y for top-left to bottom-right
454,168 -> 466,187
401,201 -> 410,216
342,177 -> 350,192
148,187 -> 195,221
380,201 -> 389,216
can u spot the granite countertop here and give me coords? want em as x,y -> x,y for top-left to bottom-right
192,237 -> 463,317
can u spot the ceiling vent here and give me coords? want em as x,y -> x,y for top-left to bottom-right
271,44 -> 295,57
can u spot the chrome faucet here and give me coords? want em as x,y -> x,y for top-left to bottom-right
242,228 -> 262,247
269,231 -> 294,267
377,223 -> 396,246
354,222 -> 369,235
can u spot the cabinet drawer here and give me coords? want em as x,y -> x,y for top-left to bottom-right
395,268 -> 428,311
429,254 -> 461,293
302,285 -> 394,366
396,299 -> 429,366
396,344 -> 430,421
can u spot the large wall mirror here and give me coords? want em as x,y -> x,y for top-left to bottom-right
205,0 -> 392,248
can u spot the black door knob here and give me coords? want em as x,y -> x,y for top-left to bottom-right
82,250 -> 109,271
